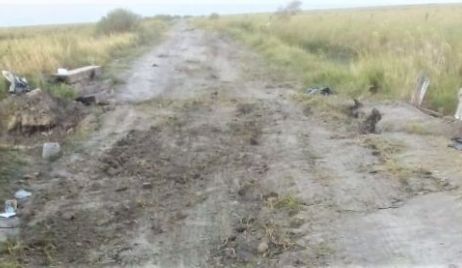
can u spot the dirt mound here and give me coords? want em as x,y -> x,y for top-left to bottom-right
0,89 -> 82,142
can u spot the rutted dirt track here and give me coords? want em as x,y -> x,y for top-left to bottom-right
15,23 -> 462,267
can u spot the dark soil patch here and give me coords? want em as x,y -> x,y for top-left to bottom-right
0,89 -> 85,146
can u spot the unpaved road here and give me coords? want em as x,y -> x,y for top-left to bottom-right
10,23 -> 462,267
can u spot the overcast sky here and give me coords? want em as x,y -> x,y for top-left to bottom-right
0,0 -> 461,27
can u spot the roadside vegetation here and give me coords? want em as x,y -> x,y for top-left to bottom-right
0,149 -> 24,199
198,4 -> 462,114
0,9 -> 170,99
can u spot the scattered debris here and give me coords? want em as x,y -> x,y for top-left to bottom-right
0,200 -> 17,218
14,189 -> 31,200
410,72 -> 430,107
305,87 -> 334,96
53,66 -> 102,84
76,95 -> 97,106
449,137 -> 462,151
2,70 -> 31,94
42,142 -> 62,161
455,88 -> 462,120
76,93 -> 111,106
359,108 -> 382,134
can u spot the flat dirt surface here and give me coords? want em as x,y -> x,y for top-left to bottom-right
4,22 -> 462,267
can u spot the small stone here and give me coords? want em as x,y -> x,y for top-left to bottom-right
115,186 -> 128,192
96,218 -> 110,226
224,248 -> 236,258
257,241 -> 269,254
42,142 -> 61,161
142,182 -> 153,189
290,216 -> 305,228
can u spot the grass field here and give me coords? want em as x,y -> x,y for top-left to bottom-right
199,4 -> 462,114
0,18 -> 168,99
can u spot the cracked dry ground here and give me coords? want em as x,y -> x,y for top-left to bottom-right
11,24 -> 462,267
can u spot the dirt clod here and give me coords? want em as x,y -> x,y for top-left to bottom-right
360,108 -> 382,134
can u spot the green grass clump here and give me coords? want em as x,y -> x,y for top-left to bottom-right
96,9 -> 141,35
273,195 -> 303,212
197,4 -> 462,114
47,83 -> 77,100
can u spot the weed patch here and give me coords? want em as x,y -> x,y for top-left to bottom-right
197,5 -> 462,114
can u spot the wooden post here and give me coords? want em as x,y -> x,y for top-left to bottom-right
455,88 -> 462,120
410,72 -> 430,107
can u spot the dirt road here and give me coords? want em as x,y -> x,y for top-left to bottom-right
13,23 -> 462,267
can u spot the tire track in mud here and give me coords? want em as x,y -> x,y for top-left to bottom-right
15,24 -> 311,267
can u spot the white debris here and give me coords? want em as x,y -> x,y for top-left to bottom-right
2,70 -> 30,94
14,189 -> 31,200
57,68 -> 69,75
0,212 -> 16,218
0,200 -> 17,219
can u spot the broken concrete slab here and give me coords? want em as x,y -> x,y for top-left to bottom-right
53,66 -> 102,84
42,142 -> 62,161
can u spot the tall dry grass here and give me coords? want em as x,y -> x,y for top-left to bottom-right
0,19 -> 167,98
199,4 -> 462,114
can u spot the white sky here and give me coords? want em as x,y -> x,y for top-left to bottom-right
1,0 -> 461,26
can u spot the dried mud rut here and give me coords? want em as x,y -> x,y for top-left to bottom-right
13,23 -> 462,267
